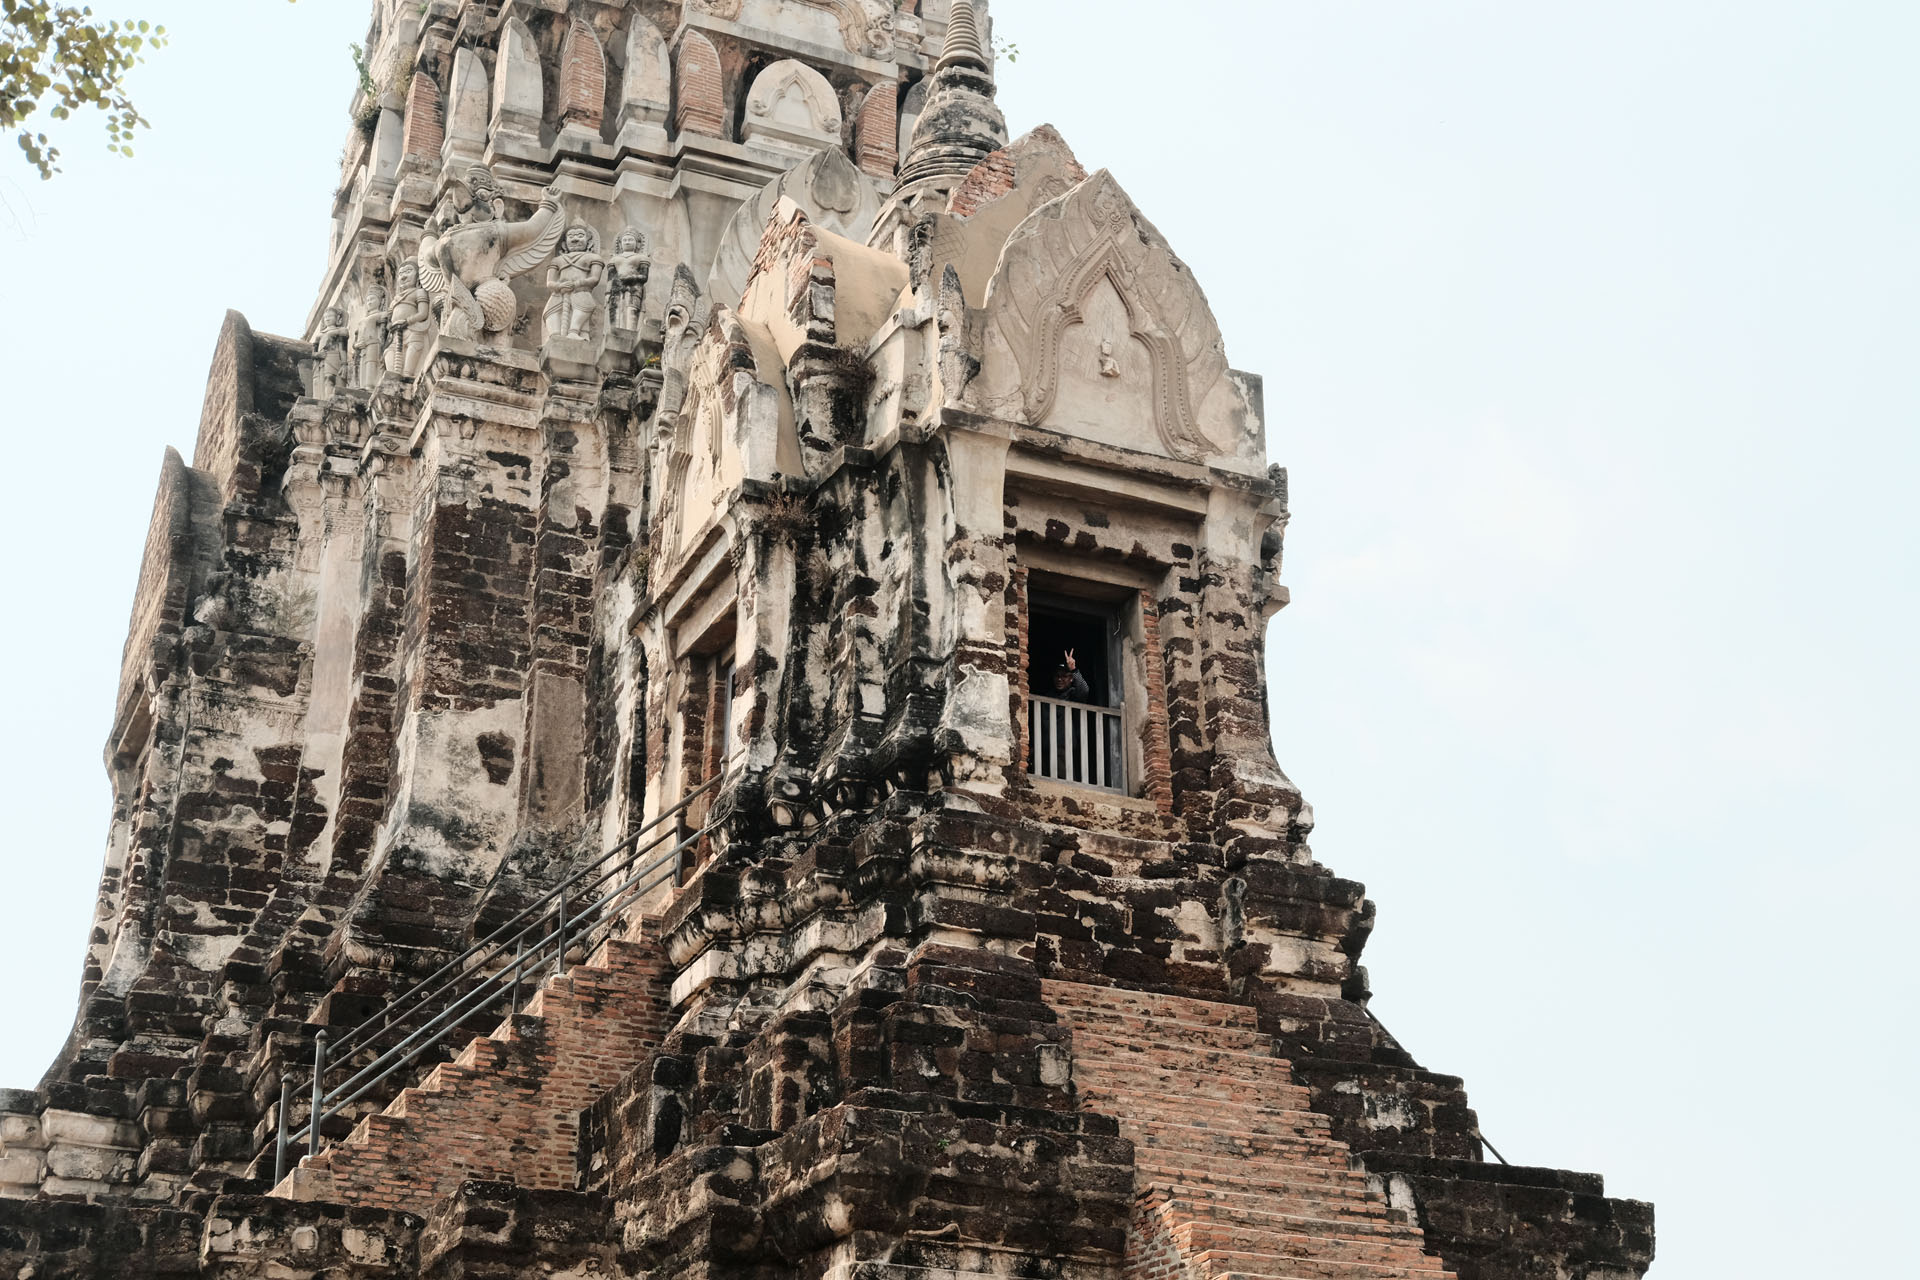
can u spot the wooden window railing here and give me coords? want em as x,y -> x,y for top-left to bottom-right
1027,694 -> 1126,792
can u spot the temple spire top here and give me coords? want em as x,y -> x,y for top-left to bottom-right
936,0 -> 991,74
895,0 -> 1006,189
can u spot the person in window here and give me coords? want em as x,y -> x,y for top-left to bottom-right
1050,649 -> 1092,703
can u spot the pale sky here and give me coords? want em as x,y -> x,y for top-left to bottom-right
2,3 -> 1915,1275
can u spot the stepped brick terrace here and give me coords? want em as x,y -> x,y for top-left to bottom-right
0,2 -> 1653,1278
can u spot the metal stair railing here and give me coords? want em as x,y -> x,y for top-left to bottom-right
273,777 -> 722,1185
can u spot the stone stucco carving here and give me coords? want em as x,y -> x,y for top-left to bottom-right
311,306 -> 348,399
707,146 -> 882,308
981,169 -> 1229,462
741,59 -> 843,156
606,229 -> 651,333
353,284 -> 388,387
416,167 -> 566,340
384,262 -> 431,377
543,223 -> 606,342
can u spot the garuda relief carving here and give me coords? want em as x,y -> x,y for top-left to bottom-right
981,169 -> 1230,463
417,166 -> 567,341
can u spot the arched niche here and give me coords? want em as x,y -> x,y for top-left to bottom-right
741,59 -> 842,158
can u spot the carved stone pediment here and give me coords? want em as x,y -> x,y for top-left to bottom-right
975,169 -> 1232,463
742,59 -> 843,157
659,310 -> 777,565
706,147 -> 886,311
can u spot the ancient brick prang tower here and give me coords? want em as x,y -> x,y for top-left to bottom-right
0,3 -> 1652,1278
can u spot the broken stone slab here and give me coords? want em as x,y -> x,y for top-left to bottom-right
41,1110 -> 142,1151
0,1148 -> 46,1192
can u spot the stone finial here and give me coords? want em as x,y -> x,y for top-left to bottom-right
937,0 -> 990,73
444,47 -> 488,163
895,0 -> 1007,188
491,17 -> 542,140
618,14 -> 671,132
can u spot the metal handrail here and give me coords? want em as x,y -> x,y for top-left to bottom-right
273,781 -> 720,1184
325,777 -> 718,1065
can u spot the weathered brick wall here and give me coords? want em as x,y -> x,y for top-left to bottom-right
1,15 -> 1652,1280
597,939 -> 1131,1280
855,81 -> 897,178
402,71 -> 442,160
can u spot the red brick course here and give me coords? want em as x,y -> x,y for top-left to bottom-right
948,147 -> 1016,217
673,31 -> 726,139
403,69 -> 443,160
1045,980 -> 1455,1280
559,19 -> 605,128
855,82 -> 898,178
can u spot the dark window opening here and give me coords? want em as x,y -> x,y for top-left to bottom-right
1027,592 -> 1128,792
1029,604 -> 1114,706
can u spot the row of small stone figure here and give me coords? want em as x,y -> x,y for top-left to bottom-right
309,226 -> 652,399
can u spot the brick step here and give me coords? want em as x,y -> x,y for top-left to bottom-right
1049,982 -> 1454,1279
1067,1028 -> 1288,1068
1042,982 -> 1265,1031
1196,1251 -> 1450,1280
1127,1120 -> 1354,1170
1062,1013 -> 1278,1055
1077,1082 -> 1328,1134
1148,1179 -> 1403,1224
1132,1153 -> 1379,1206
1073,1056 -> 1301,1094
1167,1220 -> 1436,1271
1144,1185 -> 1420,1245
279,921 -> 671,1214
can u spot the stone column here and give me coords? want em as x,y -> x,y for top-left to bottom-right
520,350 -> 606,826
930,413 -> 1013,799
1189,482 -> 1306,857
342,342 -> 546,974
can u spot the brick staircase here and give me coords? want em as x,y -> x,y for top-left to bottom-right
1044,981 -> 1455,1280
278,925 -> 669,1214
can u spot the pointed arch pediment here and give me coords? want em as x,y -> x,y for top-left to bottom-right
977,170 -> 1233,463
742,59 -> 843,156
659,309 -> 797,565
707,147 -> 886,310
663,310 -> 754,563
